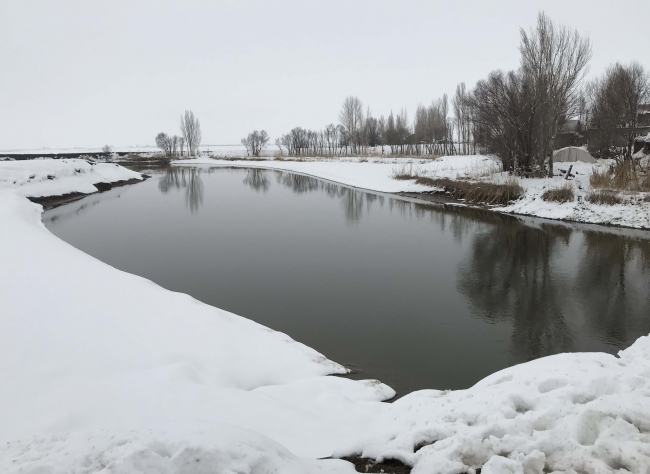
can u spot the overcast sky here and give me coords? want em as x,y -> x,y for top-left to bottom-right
1,0 -> 648,150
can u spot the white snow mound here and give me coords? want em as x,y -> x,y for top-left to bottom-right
0,158 -> 143,197
336,335 -> 650,474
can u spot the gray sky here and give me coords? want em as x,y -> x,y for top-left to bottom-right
1,0 -> 648,150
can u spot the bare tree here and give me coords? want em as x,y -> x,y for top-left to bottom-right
241,130 -> 270,157
339,96 -> 364,154
588,62 -> 650,160
155,132 -> 173,156
453,83 -> 473,154
519,12 -> 592,177
180,110 -> 202,156
471,69 -> 541,172
178,137 -> 185,157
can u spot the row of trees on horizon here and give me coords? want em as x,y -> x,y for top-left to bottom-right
262,12 -> 648,178
154,12 -> 649,179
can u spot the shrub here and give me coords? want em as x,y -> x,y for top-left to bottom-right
589,161 -> 650,192
640,170 -> 650,192
586,190 -> 622,205
589,167 -> 611,189
612,160 -> 635,190
391,163 -> 423,180
541,183 -> 574,203
414,177 -> 524,205
393,173 -> 414,180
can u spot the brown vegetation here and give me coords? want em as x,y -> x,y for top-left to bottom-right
589,167 -> 611,188
589,161 -> 650,192
542,183 -> 575,203
414,177 -> 524,205
391,163 -> 424,180
586,190 -> 623,205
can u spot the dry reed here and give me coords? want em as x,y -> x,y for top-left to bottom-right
541,183 -> 575,203
414,177 -> 524,205
586,190 -> 623,205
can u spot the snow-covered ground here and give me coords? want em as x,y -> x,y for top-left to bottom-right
0,158 -> 143,197
174,155 -> 650,229
174,155 -> 502,193
340,336 -> 650,474
2,158 -> 650,473
0,159 -> 392,473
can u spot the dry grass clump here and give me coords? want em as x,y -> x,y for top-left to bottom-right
612,160 -> 635,189
641,169 -> 650,192
586,189 -> 622,205
590,160 -> 650,191
589,167 -> 611,189
464,159 -> 502,180
391,163 -> 423,180
541,183 -> 575,203
414,176 -> 524,205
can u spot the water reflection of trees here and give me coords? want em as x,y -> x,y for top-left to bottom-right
158,167 -> 204,212
243,169 -> 270,192
275,172 -> 390,223
574,231 -> 650,346
458,215 -> 650,361
276,172 -> 320,194
458,220 -> 574,361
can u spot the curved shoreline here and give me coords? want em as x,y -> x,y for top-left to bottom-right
3,159 -> 650,473
27,177 -> 148,210
171,158 -> 650,234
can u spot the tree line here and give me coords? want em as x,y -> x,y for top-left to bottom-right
258,12 -> 646,177
272,95 -> 457,158
156,13 -> 647,179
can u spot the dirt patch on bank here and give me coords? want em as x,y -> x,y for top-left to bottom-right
395,190 -> 486,208
339,455 -> 482,474
340,456 -> 412,473
28,177 -> 146,210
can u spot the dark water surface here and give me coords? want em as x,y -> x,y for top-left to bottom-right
43,166 -> 650,396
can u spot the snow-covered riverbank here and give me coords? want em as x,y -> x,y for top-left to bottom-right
175,155 -> 650,230
0,159 -> 393,473
2,158 -> 650,473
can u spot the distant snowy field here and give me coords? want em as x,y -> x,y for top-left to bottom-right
1,158 -> 650,473
0,144 -> 251,157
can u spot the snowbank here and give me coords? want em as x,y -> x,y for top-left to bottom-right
495,162 -> 650,229
175,156 -> 650,229
0,158 -> 143,197
174,155 -> 500,193
337,335 -> 650,474
0,159 -> 391,473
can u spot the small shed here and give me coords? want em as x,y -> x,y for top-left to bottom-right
553,146 -> 596,163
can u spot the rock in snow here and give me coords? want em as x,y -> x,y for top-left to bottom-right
1,159 -> 649,473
